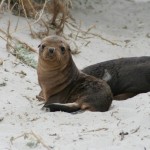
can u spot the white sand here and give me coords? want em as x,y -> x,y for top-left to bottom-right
0,0 -> 150,150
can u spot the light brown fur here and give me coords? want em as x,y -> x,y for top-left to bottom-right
37,35 -> 76,101
37,35 -> 113,112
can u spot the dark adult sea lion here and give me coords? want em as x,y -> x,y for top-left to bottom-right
82,57 -> 150,100
37,35 -> 113,112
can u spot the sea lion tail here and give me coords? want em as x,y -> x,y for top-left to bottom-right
43,102 -> 81,113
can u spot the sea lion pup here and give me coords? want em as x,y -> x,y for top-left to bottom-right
82,56 -> 150,100
37,35 -> 113,112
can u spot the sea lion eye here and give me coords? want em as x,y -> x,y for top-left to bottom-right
38,44 -> 46,51
60,46 -> 65,54
41,44 -> 46,49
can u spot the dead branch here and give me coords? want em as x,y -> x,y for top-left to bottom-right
10,131 -> 51,150
0,0 -> 6,14
31,131 -> 51,150
0,27 -> 37,53
66,22 -> 120,46
46,0 -> 72,34
130,126 -> 140,134
75,20 -> 82,40
6,19 -> 11,51
83,128 -> 108,133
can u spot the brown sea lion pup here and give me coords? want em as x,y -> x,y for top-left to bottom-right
82,56 -> 150,100
37,35 -> 113,112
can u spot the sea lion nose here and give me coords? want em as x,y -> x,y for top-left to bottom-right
49,48 -> 55,54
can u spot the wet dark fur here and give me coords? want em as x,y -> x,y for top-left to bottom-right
82,56 -> 150,99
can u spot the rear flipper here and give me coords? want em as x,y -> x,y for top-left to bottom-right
43,102 -> 81,113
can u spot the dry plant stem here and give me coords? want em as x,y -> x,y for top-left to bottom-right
10,131 -> 51,150
10,134 -> 25,144
0,0 -> 5,6
40,19 -> 49,35
16,40 -> 37,53
6,19 -> 11,51
84,24 -> 96,35
131,126 -> 140,134
20,0 -> 39,37
0,35 -> 15,50
27,0 -> 36,14
75,20 -> 82,40
34,0 -> 47,24
20,0 -> 34,35
31,131 -> 51,150
25,0 -> 50,34
84,128 -> 108,133
85,41 -> 91,46
20,0 -> 37,17
10,2 -> 18,12
66,22 -> 120,46
0,28 -> 37,53
0,0 -> 5,13
90,32 -> 120,46
7,0 -> 11,11
15,15 -> 20,31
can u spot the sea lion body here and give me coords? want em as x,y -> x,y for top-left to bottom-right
82,57 -> 150,99
37,35 -> 113,112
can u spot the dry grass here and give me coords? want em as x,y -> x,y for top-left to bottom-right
0,0 -> 120,63
8,0 -> 72,35
10,131 -> 51,150
0,21 -> 37,68
46,0 -> 72,34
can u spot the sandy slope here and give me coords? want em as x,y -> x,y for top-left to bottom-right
0,0 -> 150,150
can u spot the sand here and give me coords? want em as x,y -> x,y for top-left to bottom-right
0,0 -> 150,150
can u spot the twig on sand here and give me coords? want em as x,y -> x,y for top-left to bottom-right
21,0 -> 37,38
10,134 -> 25,144
14,38 -> 37,53
75,20 -> 82,40
130,126 -> 140,134
66,22 -> 120,46
31,131 -> 51,150
10,131 -> 51,150
6,19 -> 11,51
83,128 -> 108,133
33,0 -> 48,24
0,35 -> 15,50
83,24 -> 96,35
0,0 -> 5,13
90,32 -> 119,46
0,22 -> 37,68
0,27 -> 37,53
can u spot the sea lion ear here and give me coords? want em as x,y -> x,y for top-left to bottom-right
38,44 -> 41,48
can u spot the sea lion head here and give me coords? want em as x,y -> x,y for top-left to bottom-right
38,35 -> 71,69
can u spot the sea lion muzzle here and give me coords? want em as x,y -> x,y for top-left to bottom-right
48,47 -> 55,54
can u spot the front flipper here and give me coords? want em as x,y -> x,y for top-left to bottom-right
36,90 -> 45,101
43,102 -> 81,113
